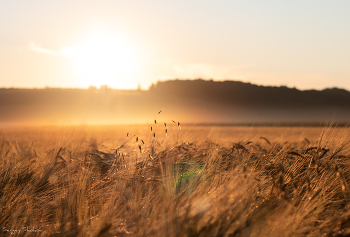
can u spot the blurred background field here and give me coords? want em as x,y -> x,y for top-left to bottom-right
1,124 -> 345,151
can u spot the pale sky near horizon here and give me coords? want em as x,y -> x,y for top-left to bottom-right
1,0 -> 350,90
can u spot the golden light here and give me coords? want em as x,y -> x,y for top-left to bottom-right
61,31 -> 140,88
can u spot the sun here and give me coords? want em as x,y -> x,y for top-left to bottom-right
61,31 -> 140,89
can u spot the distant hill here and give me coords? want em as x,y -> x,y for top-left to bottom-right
1,79 -> 350,125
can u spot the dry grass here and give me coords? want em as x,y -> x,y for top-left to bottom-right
1,124 -> 350,236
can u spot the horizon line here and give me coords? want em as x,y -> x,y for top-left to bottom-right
0,79 -> 348,92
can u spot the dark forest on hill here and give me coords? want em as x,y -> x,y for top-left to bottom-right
1,79 -> 350,125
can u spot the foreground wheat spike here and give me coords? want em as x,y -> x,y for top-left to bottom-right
335,165 -> 349,196
287,151 -> 304,158
306,177 -> 311,192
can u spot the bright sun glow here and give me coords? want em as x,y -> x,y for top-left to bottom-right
61,31 -> 140,89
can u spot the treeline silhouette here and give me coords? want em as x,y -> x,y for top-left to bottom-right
149,79 -> 350,109
1,79 -> 350,125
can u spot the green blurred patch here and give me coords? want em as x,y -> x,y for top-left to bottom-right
174,161 -> 203,193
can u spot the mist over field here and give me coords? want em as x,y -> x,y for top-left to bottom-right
1,79 -> 350,126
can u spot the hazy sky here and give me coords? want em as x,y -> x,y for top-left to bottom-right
1,0 -> 350,90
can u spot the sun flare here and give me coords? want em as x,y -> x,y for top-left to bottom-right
61,31 -> 140,88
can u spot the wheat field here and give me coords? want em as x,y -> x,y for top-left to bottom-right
1,123 -> 350,236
